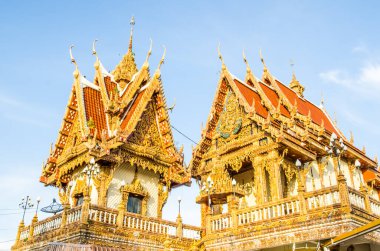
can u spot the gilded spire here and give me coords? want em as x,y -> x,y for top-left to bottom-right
129,16 -> 135,53
69,45 -> 88,138
289,61 -> 305,97
113,16 -> 138,89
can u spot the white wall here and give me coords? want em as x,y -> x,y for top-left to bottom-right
106,162 -> 159,217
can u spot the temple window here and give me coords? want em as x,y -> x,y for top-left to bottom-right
264,169 -> 271,202
127,194 -> 143,214
75,194 -> 84,206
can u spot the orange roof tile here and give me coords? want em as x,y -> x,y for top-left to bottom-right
83,87 -> 108,138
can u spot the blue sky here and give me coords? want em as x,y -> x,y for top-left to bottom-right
1,1 -> 380,249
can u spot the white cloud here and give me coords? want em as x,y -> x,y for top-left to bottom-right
320,62 -> 380,98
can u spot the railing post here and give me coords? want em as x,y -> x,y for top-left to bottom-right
338,173 -> 351,212
80,189 -> 91,224
205,212 -> 212,234
60,204 -> 70,228
230,197 -> 239,228
15,221 -> 24,243
360,186 -> 372,214
116,202 -> 125,228
297,184 -> 307,214
176,214 -> 183,238
28,215 -> 38,241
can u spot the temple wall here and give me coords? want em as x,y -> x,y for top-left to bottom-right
106,162 -> 159,217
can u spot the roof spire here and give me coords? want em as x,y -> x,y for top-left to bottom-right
154,46 -> 166,77
217,43 -> 226,71
69,45 -> 79,79
259,49 -> 272,84
92,39 -> 98,58
143,38 -> 153,67
128,16 -> 135,53
242,49 -> 252,74
288,60 -> 305,97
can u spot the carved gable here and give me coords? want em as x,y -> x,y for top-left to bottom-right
128,101 -> 164,152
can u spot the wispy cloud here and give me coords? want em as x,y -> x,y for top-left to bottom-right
0,92 -> 56,128
320,62 -> 380,98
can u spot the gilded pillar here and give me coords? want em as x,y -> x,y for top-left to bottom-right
117,191 -> 128,228
176,214 -> 183,238
60,203 -> 70,228
360,185 -> 372,214
28,215 -> 38,241
80,187 -> 90,224
157,182 -> 168,219
15,221 -> 24,243
337,174 -> 351,212
297,184 -> 307,214
142,197 -> 148,216
200,203 -> 208,229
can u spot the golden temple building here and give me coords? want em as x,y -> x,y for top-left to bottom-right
12,19 -> 380,251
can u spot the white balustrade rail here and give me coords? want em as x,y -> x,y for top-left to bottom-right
19,227 -> 30,241
238,198 -> 300,226
370,198 -> 380,216
210,214 -> 232,232
123,213 -> 177,236
67,207 -> 82,224
89,206 -> 117,225
182,226 -> 201,240
33,215 -> 62,236
348,189 -> 366,210
306,187 -> 340,210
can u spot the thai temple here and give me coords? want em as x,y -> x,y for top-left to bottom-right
12,18 -> 380,251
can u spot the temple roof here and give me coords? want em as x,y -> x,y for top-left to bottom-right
40,21 -> 187,187
190,52 -> 378,175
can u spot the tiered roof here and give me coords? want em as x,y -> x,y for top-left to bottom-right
40,20 -> 187,187
190,49 -> 378,181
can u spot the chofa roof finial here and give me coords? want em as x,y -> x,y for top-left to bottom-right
242,49 -> 252,74
143,38 -> 153,67
158,46 -> 166,70
92,39 -> 98,57
69,45 -> 79,78
259,49 -> 267,70
217,43 -> 226,70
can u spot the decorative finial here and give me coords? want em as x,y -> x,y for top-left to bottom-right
92,39 -> 98,56
69,45 -> 76,65
144,38 -> 153,64
129,16 -> 135,53
349,131 -> 354,144
290,59 -> 295,74
242,49 -> 251,73
217,43 -> 226,70
69,45 -> 79,78
259,49 -> 267,68
158,46 -> 166,70
320,92 -> 325,108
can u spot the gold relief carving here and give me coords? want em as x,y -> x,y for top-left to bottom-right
93,168 -> 114,207
58,186 -> 69,205
120,171 -> 149,216
120,150 -> 168,175
128,102 -> 163,154
216,90 -> 243,141
157,182 -> 169,218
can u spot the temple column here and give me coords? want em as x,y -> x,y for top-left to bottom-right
28,214 -> 38,241
80,187 -> 90,224
60,203 -> 70,228
360,185 -> 372,214
338,174 -> 351,212
117,191 -> 128,228
15,221 -> 24,243
176,214 -> 183,238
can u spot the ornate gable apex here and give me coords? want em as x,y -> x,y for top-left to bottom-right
112,17 -> 138,89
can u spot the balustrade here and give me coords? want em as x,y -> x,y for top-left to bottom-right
67,206 -> 82,224
305,186 -> 340,210
237,198 -> 300,226
210,214 -> 232,232
19,226 -> 29,241
33,214 -> 62,236
370,198 -> 380,216
89,205 -> 117,225
348,188 -> 366,210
